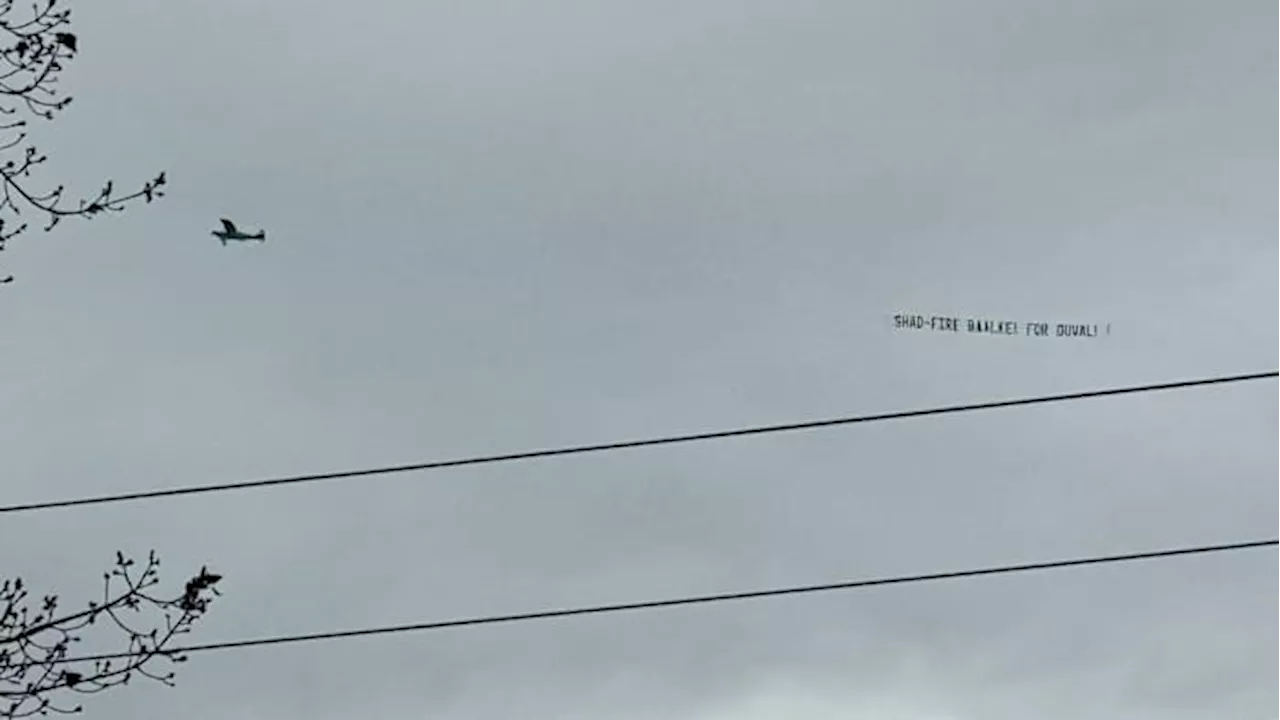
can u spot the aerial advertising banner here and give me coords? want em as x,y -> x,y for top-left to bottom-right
892,313 -> 1110,338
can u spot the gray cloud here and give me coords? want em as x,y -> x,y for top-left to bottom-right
0,0 -> 1274,718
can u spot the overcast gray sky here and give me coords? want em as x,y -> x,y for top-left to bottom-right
0,0 -> 1275,717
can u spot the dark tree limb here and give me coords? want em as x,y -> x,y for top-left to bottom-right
0,0 -> 167,282
0,552 -> 222,718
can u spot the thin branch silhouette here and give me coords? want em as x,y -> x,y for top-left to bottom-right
0,552 -> 222,718
0,0 -> 166,283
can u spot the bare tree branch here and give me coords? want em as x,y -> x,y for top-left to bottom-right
0,552 -> 222,718
0,0 -> 166,283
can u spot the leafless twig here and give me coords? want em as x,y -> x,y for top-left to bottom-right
0,552 -> 222,718
0,0 -> 167,283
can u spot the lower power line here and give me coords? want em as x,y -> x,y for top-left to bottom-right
43,537 -> 1278,666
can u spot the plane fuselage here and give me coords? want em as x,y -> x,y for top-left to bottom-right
212,230 -> 266,245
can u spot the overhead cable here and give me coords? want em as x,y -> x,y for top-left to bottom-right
4,370 -> 1273,515
36,537 -> 1279,666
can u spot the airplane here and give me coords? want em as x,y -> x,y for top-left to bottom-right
212,218 -> 266,245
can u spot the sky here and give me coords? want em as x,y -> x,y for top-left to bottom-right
0,0 -> 1275,718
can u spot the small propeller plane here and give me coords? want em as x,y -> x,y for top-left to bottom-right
212,218 -> 266,245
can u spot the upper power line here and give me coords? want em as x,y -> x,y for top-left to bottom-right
3,370 -> 1274,516
37,537 -> 1278,666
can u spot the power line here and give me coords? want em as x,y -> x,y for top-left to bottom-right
3,370 -> 1274,516
40,538 -> 1278,666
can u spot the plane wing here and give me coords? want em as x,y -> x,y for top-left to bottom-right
219,218 -> 238,233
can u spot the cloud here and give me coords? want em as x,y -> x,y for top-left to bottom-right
0,0 -> 1273,718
